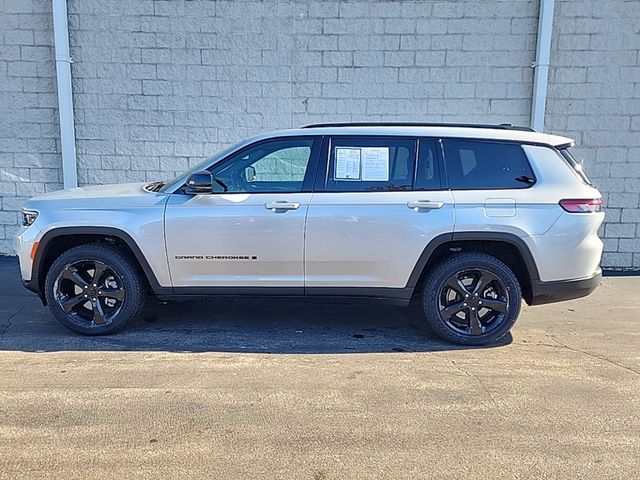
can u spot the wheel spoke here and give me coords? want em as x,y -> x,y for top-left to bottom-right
472,272 -> 498,296
62,268 -> 89,289
481,298 -> 507,314
441,301 -> 465,320
98,287 -> 124,302
92,261 -> 107,285
91,299 -> 106,325
468,308 -> 483,335
60,293 -> 87,313
445,275 -> 469,297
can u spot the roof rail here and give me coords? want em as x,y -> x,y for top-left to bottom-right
301,122 -> 536,132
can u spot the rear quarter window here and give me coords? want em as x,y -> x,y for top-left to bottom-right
558,148 -> 592,186
443,139 -> 535,190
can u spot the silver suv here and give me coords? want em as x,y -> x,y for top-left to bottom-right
15,123 -> 604,345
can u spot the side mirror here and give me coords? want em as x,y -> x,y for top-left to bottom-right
184,171 -> 213,195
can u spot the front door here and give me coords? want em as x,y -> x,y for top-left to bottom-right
165,136 -> 320,290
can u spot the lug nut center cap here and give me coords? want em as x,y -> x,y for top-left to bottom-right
466,297 -> 480,307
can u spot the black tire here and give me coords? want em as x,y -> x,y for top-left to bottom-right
44,243 -> 146,335
421,252 -> 522,346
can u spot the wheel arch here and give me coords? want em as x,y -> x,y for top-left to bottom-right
31,226 -> 167,304
407,232 -> 540,305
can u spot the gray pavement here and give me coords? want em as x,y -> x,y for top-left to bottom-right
0,256 -> 638,479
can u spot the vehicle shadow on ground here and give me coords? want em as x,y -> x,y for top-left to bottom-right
0,256 -> 511,354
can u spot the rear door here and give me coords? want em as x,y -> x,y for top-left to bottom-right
304,136 -> 455,293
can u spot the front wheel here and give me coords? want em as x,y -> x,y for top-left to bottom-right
45,244 -> 146,335
421,253 -> 522,346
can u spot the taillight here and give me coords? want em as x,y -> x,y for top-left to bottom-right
559,198 -> 603,213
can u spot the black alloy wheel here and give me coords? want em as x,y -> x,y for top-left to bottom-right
421,252 -> 522,345
438,268 -> 509,336
54,259 -> 125,327
45,244 -> 146,335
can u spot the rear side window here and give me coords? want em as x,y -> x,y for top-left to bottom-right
443,140 -> 535,190
326,137 -> 416,192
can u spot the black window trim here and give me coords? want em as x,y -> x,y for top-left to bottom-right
437,138 -> 450,190
176,135 -> 323,195
440,137 -> 538,191
174,134 -> 549,195
413,137 -> 446,192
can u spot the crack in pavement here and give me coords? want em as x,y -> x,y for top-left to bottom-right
0,305 -> 23,336
451,359 -> 504,416
545,336 -> 640,376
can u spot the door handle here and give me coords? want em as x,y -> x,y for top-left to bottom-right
407,200 -> 444,210
264,201 -> 301,211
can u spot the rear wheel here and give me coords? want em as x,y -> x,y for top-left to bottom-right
421,253 -> 521,345
45,244 -> 145,335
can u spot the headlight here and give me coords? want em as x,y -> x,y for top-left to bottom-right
21,209 -> 39,226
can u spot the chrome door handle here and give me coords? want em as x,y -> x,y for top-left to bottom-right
264,201 -> 301,211
407,200 -> 444,210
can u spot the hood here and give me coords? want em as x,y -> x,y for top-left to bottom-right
30,182 -> 153,201
23,181 -> 169,235
24,182 -> 170,215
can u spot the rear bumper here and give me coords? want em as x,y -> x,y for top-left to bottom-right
530,268 -> 602,306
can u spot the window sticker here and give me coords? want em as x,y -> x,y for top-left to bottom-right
361,147 -> 389,181
335,147 -> 361,180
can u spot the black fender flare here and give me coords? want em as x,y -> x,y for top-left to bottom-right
406,231 -> 540,291
29,226 -> 169,302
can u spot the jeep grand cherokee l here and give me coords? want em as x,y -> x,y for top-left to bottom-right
15,123 -> 604,345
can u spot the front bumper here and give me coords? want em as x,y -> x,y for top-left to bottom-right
14,224 -> 46,303
530,268 -> 602,306
14,225 -> 37,281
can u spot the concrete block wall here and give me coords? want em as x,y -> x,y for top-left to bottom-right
0,0 -> 62,253
0,0 -> 639,270
67,0 -> 538,187
546,0 -> 640,269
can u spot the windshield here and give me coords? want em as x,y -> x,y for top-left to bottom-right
159,143 -> 241,193
558,148 -> 592,186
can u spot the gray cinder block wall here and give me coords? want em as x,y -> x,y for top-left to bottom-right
1,0 -> 639,269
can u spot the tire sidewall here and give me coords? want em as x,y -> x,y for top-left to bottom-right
422,254 -> 522,346
45,245 -> 144,335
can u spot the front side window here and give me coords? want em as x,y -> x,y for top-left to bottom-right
211,138 -> 316,193
443,140 -> 535,189
326,137 -> 416,192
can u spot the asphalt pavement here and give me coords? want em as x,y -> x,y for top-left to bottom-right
0,256 -> 638,479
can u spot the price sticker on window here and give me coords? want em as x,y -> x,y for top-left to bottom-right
335,148 -> 361,180
361,147 -> 389,181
